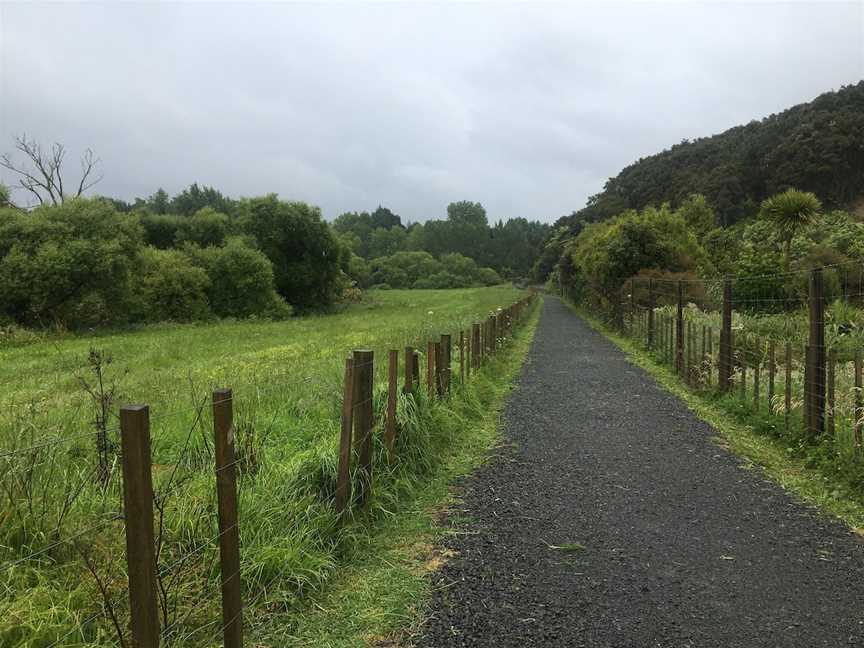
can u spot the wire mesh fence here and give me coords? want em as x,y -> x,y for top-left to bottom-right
594,265 -> 864,467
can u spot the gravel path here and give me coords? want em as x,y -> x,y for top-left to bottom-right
416,296 -> 864,648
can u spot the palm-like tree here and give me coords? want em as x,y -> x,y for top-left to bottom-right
761,188 -> 822,272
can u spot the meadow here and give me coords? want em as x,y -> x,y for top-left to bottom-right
0,285 -> 529,647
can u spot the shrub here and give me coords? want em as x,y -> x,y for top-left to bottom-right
184,238 -> 291,319
477,267 -> 503,286
239,196 -> 343,310
139,212 -> 185,249
174,207 -> 231,247
131,248 -> 212,322
0,199 -> 142,328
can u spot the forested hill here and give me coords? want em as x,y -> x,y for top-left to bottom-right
560,81 -> 864,230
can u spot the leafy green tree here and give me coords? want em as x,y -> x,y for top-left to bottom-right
760,188 -> 822,272
131,247 -> 211,322
170,183 -> 235,216
146,188 -> 171,214
370,205 -> 402,230
0,183 -> 11,208
368,226 -> 407,258
184,238 -> 291,318
139,212 -> 185,249
676,194 -> 717,241
174,207 -> 231,247
238,195 -> 343,310
0,199 -> 142,327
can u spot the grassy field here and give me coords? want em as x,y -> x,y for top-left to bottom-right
0,286 -> 529,647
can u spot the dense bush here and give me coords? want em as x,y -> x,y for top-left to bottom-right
184,238 -> 291,319
366,251 -> 501,289
239,195 -> 345,310
0,199 -> 142,327
560,203 -> 705,306
131,247 -> 212,322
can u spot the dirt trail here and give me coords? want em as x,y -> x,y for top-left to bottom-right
416,296 -> 864,647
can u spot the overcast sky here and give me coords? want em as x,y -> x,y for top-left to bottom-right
1,2 -> 862,223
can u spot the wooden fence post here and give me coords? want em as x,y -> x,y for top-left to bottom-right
676,281 -> 684,376
386,350 -> 398,462
719,278 -> 733,391
119,405 -> 160,648
768,342 -> 776,409
440,334 -> 451,394
472,323 -> 481,370
213,389 -> 242,648
336,358 -> 354,513
807,268 -> 826,438
403,347 -> 414,394
352,350 -> 374,508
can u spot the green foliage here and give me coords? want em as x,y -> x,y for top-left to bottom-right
555,82 -> 864,232
560,204 -> 705,305
174,207 -> 231,247
0,183 -> 11,208
184,238 -> 292,319
335,202 -> 550,280
0,199 -> 142,327
760,188 -> 822,272
369,251 -> 501,289
139,212 -> 184,249
131,247 -> 212,322
239,195 -> 344,310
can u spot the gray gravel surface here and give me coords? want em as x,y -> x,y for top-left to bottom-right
416,296 -> 864,648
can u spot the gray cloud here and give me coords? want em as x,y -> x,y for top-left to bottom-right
1,1 -> 862,222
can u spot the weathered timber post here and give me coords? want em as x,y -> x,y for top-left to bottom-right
403,346 -> 415,394
472,323 -> 481,369
213,388 -> 242,648
120,405 -> 160,648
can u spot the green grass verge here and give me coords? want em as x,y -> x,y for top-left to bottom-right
262,298 -> 542,647
572,304 -> 864,531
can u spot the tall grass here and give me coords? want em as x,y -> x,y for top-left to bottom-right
0,286 -> 531,647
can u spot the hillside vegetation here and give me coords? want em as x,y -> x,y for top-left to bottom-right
558,81 -> 864,232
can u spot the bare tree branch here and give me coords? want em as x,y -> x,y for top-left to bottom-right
0,135 -> 102,207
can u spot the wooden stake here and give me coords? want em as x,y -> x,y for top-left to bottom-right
213,388 -> 242,648
120,405 -> 160,648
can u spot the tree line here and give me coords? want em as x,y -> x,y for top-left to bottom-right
537,82 -> 864,309
0,141 -> 550,330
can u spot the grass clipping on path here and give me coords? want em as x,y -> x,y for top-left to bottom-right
573,305 -> 864,531
257,300 -> 543,647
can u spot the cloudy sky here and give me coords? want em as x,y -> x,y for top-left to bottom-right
1,2 -> 862,223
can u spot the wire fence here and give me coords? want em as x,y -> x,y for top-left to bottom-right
593,265 -> 864,467
0,291 -> 538,647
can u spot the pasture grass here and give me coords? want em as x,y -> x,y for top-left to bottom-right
0,286 -> 531,647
